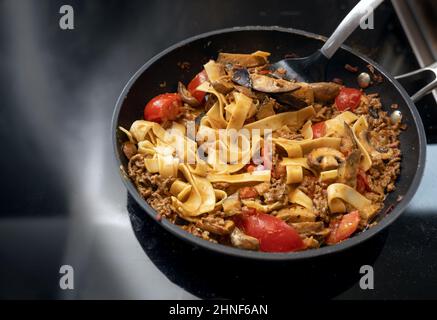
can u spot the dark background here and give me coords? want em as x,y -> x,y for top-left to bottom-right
0,0 -> 436,299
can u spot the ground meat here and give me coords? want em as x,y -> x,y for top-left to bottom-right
128,154 -> 176,220
298,175 -> 329,221
263,179 -> 289,204
182,224 -> 217,243
273,125 -> 303,140
178,104 -> 200,123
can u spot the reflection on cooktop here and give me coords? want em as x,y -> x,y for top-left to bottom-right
127,195 -> 387,299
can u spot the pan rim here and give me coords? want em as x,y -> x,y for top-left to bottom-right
111,26 -> 426,261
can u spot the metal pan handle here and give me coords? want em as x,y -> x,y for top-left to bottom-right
395,62 -> 437,102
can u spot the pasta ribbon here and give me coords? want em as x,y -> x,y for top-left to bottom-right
274,137 -> 341,156
203,60 -> 225,82
324,111 -> 358,137
227,92 -> 253,130
327,183 -> 378,219
170,179 -> 192,201
244,106 -> 315,133
301,120 -> 314,140
352,116 -> 372,171
288,188 -> 314,211
286,165 -> 303,184
242,200 -> 283,213
171,164 -> 216,217
207,170 -> 271,183
319,169 -> 338,182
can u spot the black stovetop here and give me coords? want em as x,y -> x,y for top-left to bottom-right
0,0 -> 436,299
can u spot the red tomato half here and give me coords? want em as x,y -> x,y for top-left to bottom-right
144,93 -> 181,123
335,87 -> 362,111
327,211 -> 360,244
312,121 -> 326,139
187,70 -> 208,103
235,212 -> 304,252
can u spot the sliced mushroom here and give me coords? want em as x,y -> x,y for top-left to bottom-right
178,81 -> 200,107
253,182 -> 271,194
122,142 -> 137,159
309,82 -> 341,102
273,82 -> 314,108
290,222 -> 329,237
359,130 -> 393,160
302,236 -> 320,249
337,149 -> 361,188
211,78 -> 235,94
217,52 -> 269,68
196,217 -> 235,235
222,193 -> 242,215
276,206 -> 316,223
256,98 -> 276,120
232,68 -> 252,88
340,122 -> 358,155
251,74 -> 301,93
230,227 -> 260,250
307,147 -> 346,171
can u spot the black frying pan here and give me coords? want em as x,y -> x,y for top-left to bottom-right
112,26 -> 426,260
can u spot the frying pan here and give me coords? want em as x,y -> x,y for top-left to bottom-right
112,26 -> 426,260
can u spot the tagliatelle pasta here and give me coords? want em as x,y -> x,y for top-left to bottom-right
120,50 -> 403,252
327,183 -> 378,220
352,116 -> 373,171
288,188 -> 314,211
243,106 -> 315,132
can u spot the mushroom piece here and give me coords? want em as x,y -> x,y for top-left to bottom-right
196,217 -> 235,235
256,98 -> 276,120
302,236 -> 320,249
337,149 -> 361,188
307,147 -> 346,171
211,78 -> 235,94
250,73 -> 301,93
273,82 -> 314,108
340,122 -> 358,155
232,68 -> 301,93
309,82 -> 341,102
122,142 -> 137,160
230,227 -> 260,250
178,81 -> 200,107
358,128 -> 393,160
217,52 -> 269,68
276,206 -> 316,223
222,193 -> 242,216
289,222 -> 329,237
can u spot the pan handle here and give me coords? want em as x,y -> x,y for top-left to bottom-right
395,62 -> 437,102
321,0 -> 384,59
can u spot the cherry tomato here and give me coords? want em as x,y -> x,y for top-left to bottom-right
312,121 -> 326,139
335,87 -> 362,111
187,70 -> 208,103
144,93 -> 181,123
235,212 -> 304,252
327,211 -> 360,244
356,170 -> 370,194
